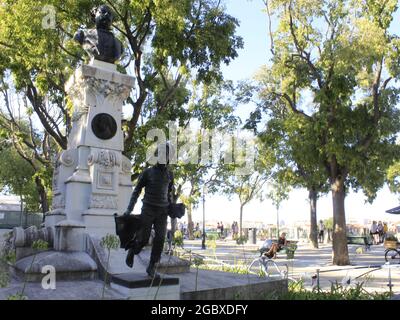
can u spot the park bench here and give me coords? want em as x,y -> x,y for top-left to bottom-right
260,239 -> 299,259
346,235 -> 372,251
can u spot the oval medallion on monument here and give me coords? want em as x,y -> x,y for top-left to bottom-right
91,113 -> 117,140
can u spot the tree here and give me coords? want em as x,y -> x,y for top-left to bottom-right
212,159 -> 267,236
259,0 -> 400,265
125,78 -> 240,236
243,78 -> 329,248
267,178 -> 290,238
0,0 -> 243,216
0,76 -> 54,214
387,162 -> 400,195
0,147 -> 41,213
0,0 -> 243,151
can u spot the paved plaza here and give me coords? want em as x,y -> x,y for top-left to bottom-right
181,238 -> 400,294
1,229 -> 400,299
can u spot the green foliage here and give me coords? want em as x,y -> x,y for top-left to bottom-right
0,147 -> 42,212
206,238 -> 216,250
193,230 -> 202,239
199,261 -> 250,275
100,234 -> 120,300
387,162 -> 400,194
0,1 -> 243,217
4,251 -> 16,265
31,239 -> 49,250
270,279 -> 391,300
267,179 -> 290,210
253,0 -> 400,264
323,218 -> 333,230
7,293 -> 28,300
212,164 -> 267,236
100,234 -> 120,250
286,243 -> 298,252
0,243 -> 10,288
0,270 -> 9,288
0,0 -> 243,151
206,233 -> 218,240
236,235 -> 248,245
192,256 -> 204,267
173,230 -> 184,247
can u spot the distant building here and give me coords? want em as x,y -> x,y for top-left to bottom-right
0,195 -> 42,229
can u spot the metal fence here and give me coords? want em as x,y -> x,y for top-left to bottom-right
0,211 -> 43,229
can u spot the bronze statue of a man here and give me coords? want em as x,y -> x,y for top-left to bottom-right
74,4 -> 123,64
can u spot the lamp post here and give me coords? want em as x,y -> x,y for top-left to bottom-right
276,205 -> 280,239
201,185 -> 207,249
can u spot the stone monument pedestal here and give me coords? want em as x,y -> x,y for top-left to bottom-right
10,60 -> 135,282
45,59 -> 135,238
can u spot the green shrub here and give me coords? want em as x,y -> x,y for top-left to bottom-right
173,230 -> 184,247
385,233 -> 398,242
193,230 -> 202,239
0,269 -> 9,288
265,279 -> 391,300
7,293 -> 27,300
199,262 -> 249,275
236,235 -> 248,245
206,233 -> 218,240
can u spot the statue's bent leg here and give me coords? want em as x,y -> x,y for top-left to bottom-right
149,209 -> 168,264
132,209 -> 154,255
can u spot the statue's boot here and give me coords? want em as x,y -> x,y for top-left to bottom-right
125,234 -> 137,251
146,262 -> 160,279
125,248 -> 135,268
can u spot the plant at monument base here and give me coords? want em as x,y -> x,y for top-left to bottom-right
0,270 -> 9,288
192,257 -> 204,292
14,239 -> 50,300
0,249 -> 11,288
100,234 -> 120,300
7,293 -> 28,300
0,234 -> 15,288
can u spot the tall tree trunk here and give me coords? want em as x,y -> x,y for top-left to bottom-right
34,176 -> 49,215
171,218 -> 178,234
187,204 -> 194,240
171,188 -> 179,234
239,204 -> 244,236
309,188 -> 319,249
276,206 -> 280,238
19,194 -> 24,227
331,175 -> 350,265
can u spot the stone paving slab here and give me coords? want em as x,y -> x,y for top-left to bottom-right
1,232 -> 399,299
0,278 -> 125,300
181,239 -> 400,294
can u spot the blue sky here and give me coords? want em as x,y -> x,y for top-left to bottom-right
185,0 -> 400,227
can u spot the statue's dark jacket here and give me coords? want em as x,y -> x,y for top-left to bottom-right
127,164 -> 174,211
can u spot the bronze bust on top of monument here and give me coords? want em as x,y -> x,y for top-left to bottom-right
73,4 -> 123,64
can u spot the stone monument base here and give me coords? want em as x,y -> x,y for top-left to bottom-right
110,273 -> 180,300
11,251 -> 98,282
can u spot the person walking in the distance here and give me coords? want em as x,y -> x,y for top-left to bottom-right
123,143 -> 174,278
318,220 -> 325,244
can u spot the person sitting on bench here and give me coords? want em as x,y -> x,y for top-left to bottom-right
263,233 -> 288,259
